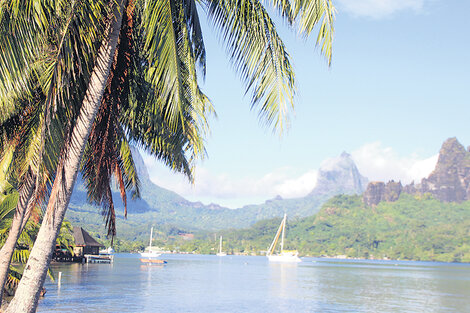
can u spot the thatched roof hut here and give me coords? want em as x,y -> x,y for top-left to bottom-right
72,227 -> 104,256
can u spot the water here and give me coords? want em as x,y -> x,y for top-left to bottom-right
38,254 -> 470,312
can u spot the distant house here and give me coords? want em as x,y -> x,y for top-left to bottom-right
72,227 -> 104,256
179,233 -> 194,241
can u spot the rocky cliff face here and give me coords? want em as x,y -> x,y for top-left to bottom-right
418,138 -> 470,202
363,137 -> 470,206
363,180 -> 402,206
363,182 -> 385,206
308,152 -> 369,198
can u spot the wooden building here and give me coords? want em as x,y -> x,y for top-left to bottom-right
71,226 -> 104,257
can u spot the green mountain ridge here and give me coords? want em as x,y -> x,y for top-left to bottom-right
201,194 -> 470,262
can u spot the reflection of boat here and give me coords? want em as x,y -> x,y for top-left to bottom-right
140,258 -> 167,264
140,227 -> 162,259
267,214 -> 301,263
216,236 -> 227,256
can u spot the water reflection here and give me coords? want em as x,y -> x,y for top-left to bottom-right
268,262 -> 298,298
38,255 -> 470,312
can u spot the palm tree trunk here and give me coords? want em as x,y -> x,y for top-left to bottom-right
0,171 -> 35,305
4,3 -> 124,312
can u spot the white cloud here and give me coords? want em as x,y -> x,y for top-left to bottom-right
351,142 -> 437,184
142,151 -> 317,208
273,170 -> 318,198
337,0 -> 426,18
141,143 -> 437,208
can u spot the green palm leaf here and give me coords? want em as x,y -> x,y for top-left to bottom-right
205,0 -> 296,133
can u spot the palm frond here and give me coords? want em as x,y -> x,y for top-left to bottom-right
134,0 -> 213,179
266,0 -> 335,65
12,248 -> 30,265
0,0 -> 46,117
141,0 -> 209,130
205,0 -> 295,133
295,0 -> 335,65
0,185 -> 19,222
81,1 -> 140,238
5,264 -> 22,295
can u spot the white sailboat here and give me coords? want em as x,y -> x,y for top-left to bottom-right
140,227 -> 161,259
267,214 -> 301,262
216,236 -> 227,256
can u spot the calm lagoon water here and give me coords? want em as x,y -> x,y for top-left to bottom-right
38,254 -> 470,312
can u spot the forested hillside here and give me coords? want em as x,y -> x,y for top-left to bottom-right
201,194 -> 470,262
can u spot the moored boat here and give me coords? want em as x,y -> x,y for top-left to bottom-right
216,236 -> 227,256
140,227 -> 162,259
266,214 -> 301,263
139,258 -> 167,264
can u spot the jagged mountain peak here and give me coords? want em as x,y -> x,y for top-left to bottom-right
435,137 -> 468,167
419,137 -> 470,202
363,137 -> 470,205
318,151 -> 356,172
308,152 -> 368,197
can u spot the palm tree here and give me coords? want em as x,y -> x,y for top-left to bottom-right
0,192 -> 74,298
1,1 -> 210,308
2,0 -> 335,311
0,94 -> 48,303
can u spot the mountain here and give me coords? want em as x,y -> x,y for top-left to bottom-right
419,137 -> 470,202
66,149 -> 369,241
363,137 -> 470,206
308,151 -> 368,197
239,151 -> 368,218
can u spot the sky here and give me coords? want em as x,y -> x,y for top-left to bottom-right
142,0 -> 470,209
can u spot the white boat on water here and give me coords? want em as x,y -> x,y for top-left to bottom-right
99,247 -> 115,255
140,227 -> 162,259
266,214 -> 301,263
216,236 -> 227,256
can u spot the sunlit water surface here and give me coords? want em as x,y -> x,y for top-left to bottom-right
38,254 -> 470,312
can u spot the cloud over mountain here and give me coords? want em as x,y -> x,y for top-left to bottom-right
351,142 -> 437,184
142,142 -> 437,208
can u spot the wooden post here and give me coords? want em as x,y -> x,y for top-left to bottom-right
58,272 -> 62,288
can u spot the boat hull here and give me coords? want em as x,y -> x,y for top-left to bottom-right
140,258 -> 167,264
216,252 -> 227,256
267,254 -> 301,263
140,252 -> 161,258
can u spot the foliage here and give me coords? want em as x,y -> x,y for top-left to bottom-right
0,187 -> 75,295
167,194 -> 470,262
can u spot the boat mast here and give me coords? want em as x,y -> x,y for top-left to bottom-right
280,214 -> 286,252
267,215 -> 285,256
149,227 -> 153,250
219,236 -> 223,253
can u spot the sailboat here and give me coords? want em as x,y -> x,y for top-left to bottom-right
140,227 -> 162,259
216,236 -> 227,256
266,214 -> 301,262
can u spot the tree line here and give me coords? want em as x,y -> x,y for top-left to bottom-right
176,194 -> 470,263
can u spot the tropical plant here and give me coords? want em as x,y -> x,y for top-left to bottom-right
0,86 -> 64,303
2,0 -> 335,311
0,184 -> 74,298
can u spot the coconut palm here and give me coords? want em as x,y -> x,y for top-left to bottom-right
0,1 -> 210,308
0,96 -> 46,303
0,193 -> 74,298
2,0 -> 335,311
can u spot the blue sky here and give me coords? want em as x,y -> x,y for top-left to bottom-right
143,0 -> 470,208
